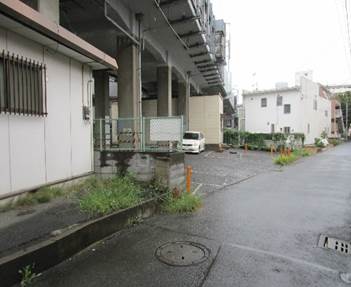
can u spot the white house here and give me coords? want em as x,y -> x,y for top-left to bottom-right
0,0 -> 117,199
242,77 -> 331,145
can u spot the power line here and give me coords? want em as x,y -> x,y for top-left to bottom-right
334,0 -> 351,77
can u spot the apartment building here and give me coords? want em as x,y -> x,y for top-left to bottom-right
242,77 -> 332,145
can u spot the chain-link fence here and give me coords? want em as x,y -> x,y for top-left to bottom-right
94,116 -> 183,152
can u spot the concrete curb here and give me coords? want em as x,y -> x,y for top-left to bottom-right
0,197 -> 162,287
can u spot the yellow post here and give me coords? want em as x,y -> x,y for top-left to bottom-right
186,166 -> 192,193
244,143 -> 248,153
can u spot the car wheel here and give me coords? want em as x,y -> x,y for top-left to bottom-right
197,146 -> 201,154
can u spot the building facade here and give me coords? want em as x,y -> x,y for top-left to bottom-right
242,77 -> 332,145
0,0 -> 117,198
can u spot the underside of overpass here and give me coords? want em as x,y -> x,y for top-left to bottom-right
58,0 -> 229,128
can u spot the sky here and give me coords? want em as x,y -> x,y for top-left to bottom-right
211,0 -> 351,96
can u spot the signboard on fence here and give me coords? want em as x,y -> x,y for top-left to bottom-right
150,118 -> 182,141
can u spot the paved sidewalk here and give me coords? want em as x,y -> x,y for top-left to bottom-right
30,143 -> 351,287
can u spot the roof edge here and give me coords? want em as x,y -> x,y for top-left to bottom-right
0,0 -> 118,70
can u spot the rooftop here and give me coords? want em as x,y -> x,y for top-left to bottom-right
242,86 -> 299,96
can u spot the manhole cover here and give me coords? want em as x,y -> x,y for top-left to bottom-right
318,235 -> 350,255
155,241 -> 210,266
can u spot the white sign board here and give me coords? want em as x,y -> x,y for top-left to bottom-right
150,118 -> 182,141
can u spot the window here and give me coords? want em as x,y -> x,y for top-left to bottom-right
261,97 -> 267,107
183,132 -> 199,140
0,51 -> 47,116
271,123 -> 275,134
325,110 -> 328,117
307,123 -> 310,134
284,127 -> 291,134
284,104 -> 291,114
313,99 -> 317,110
277,95 -> 283,106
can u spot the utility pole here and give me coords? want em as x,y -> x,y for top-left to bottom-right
346,95 -> 349,140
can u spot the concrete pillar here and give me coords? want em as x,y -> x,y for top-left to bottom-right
93,70 -> 110,119
157,66 -> 172,116
177,75 -> 190,130
38,0 -> 60,24
117,44 -> 141,118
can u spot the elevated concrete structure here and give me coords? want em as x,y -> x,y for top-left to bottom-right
58,0 -> 229,119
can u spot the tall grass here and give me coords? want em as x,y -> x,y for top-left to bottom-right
78,176 -> 144,217
274,148 -> 311,166
162,192 -> 202,214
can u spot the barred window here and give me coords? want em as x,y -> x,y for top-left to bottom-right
0,51 -> 47,116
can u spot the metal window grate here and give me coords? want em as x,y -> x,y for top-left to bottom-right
0,50 -> 47,116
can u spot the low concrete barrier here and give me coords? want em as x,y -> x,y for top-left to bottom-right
0,197 -> 161,287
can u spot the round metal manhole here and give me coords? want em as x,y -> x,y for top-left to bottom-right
155,241 -> 210,266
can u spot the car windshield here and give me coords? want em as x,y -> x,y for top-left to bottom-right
183,133 -> 199,140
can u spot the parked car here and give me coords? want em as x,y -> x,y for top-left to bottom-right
182,131 -> 205,153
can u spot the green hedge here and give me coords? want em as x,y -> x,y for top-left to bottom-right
223,129 -> 305,149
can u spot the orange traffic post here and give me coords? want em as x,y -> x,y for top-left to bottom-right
186,166 -> 192,193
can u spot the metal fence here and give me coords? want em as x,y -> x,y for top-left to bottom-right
94,116 -> 184,152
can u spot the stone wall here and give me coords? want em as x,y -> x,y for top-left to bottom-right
94,151 -> 185,191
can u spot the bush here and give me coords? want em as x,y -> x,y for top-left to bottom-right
329,138 -> 342,146
292,148 -> 311,157
162,192 -> 202,214
78,176 -> 144,217
16,187 -> 64,207
274,154 -> 298,166
314,138 -> 327,148
223,130 -> 305,149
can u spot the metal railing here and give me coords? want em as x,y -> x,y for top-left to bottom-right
93,116 -> 184,152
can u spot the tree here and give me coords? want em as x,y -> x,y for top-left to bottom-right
338,92 -> 351,139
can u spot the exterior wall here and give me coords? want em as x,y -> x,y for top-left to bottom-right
300,78 -> 331,144
0,27 -> 93,197
243,89 -> 303,134
94,151 -> 185,191
189,95 -> 223,145
243,79 -> 331,145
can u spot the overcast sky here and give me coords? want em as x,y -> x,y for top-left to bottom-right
211,0 -> 351,94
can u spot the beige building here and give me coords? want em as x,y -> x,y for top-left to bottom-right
189,95 -> 224,146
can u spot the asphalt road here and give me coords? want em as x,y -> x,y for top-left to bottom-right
33,143 -> 351,287
185,149 -> 274,194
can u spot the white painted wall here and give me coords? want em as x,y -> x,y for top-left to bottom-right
0,27 -> 93,197
189,95 -> 223,145
243,78 -> 331,145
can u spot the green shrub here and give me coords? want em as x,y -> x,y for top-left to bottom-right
78,176 -> 144,217
223,130 -> 305,149
329,138 -> 342,146
16,187 -> 64,207
274,154 -> 298,166
162,192 -> 202,214
292,148 -> 311,157
314,138 -> 325,148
